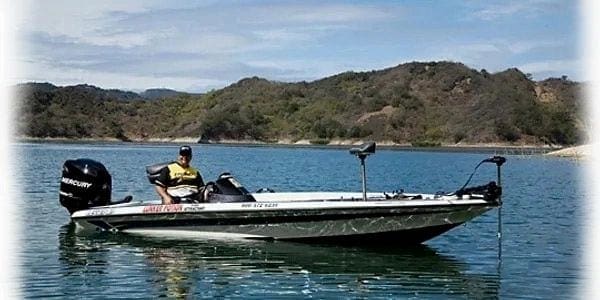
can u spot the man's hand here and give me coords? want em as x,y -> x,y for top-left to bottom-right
155,185 -> 174,205
162,195 -> 174,205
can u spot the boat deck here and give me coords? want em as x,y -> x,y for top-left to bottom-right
103,191 -> 485,209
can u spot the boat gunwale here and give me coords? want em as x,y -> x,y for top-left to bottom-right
71,197 -> 498,220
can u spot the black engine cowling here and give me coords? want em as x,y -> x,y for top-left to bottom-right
59,159 -> 112,214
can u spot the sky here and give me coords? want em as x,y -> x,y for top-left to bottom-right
7,0 -> 581,93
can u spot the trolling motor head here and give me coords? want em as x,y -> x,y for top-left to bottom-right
349,142 -> 376,159
349,142 -> 376,201
482,156 -> 506,167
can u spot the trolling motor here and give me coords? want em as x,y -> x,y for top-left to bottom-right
483,156 -> 506,203
452,155 -> 506,202
349,142 -> 376,201
483,156 -> 506,262
451,155 -> 506,262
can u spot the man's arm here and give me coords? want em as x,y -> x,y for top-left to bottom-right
155,185 -> 173,205
196,171 -> 205,187
155,166 -> 174,204
194,170 -> 207,202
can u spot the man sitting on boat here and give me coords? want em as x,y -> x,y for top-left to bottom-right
154,145 -> 205,204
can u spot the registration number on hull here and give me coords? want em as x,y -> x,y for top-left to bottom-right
241,203 -> 278,208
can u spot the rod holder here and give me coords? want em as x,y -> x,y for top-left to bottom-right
349,142 -> 376,201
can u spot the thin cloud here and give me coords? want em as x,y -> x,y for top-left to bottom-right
453,39 -> 563,56
282,4 -> 393,23
518,59 -> 579,76
506,40 -> 563,54
472,2 -> 530,20
16,59 -> 227,92
81,29 -> 175,48
470,0 -> 568,21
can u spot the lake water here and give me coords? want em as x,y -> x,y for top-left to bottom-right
18,142 -> 583,299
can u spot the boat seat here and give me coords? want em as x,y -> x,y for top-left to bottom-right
145,161 -> 174,184
349,142 -> 376,157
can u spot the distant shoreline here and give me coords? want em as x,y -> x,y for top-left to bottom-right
15,136 -> 568,155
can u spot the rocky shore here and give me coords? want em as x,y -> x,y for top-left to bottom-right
17,135 -> 566,155
545,144 -> 590,158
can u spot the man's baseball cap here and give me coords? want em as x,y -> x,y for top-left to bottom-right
179,145 -> 192,156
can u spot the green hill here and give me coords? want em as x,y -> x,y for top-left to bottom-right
15,61 -> 585,146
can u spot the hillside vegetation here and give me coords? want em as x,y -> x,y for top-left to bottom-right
15,61 -> 585,146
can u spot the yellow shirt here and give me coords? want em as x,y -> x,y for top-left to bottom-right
156,163 -> 204,197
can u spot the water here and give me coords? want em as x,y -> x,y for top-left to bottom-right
18,142 -> 583,299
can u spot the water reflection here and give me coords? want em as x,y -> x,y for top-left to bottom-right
145,247 -> 194,298
59,223 -> 500,299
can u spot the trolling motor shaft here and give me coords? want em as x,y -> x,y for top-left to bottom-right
349,142 -> 376,201
483,156 -> 506,204
482,155 -> 506,262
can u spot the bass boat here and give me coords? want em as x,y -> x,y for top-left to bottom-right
59,142 -> 506,244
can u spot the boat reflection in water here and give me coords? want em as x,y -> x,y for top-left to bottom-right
58,223 -> 500,299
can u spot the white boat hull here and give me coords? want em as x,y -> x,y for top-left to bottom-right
72,192 -> 497,244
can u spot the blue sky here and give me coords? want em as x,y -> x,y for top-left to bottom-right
10,0 -> 581,92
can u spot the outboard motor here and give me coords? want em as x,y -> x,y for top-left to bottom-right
206,173 -> 256,203
59,159 -> 112,214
